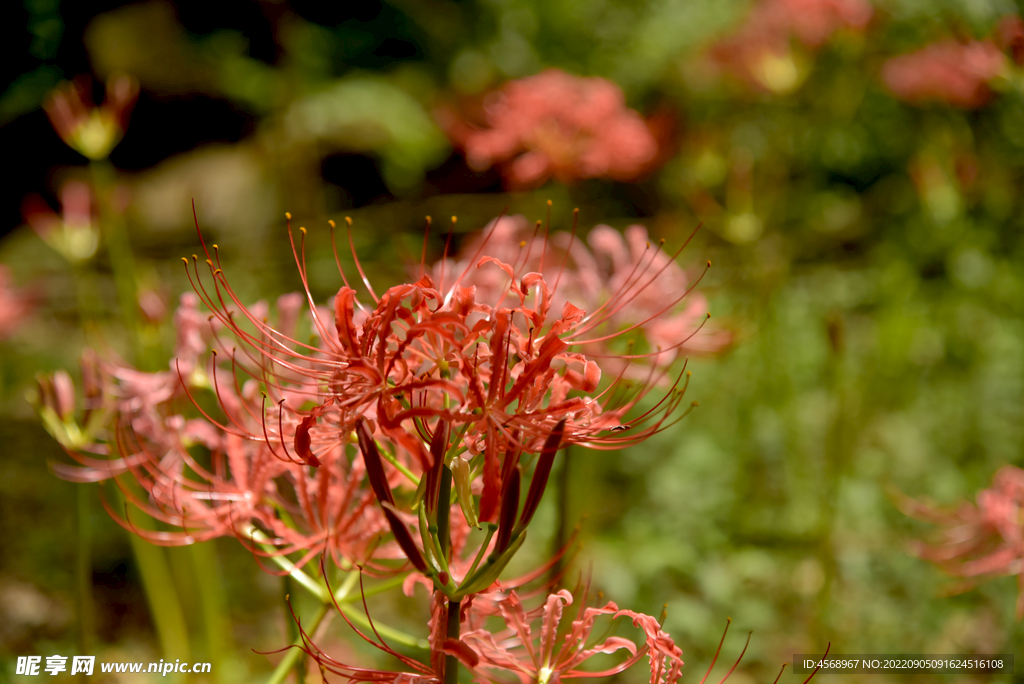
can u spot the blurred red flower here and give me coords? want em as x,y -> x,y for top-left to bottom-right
905,466 -> 1024,617
442,69 -> 660,189
706,0 -> 872,92
462,586 -> 684,684
882,39 -> 1006,108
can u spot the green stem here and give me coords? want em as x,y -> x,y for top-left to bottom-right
240,524 -> 328,601
245,526 -> 431,684
378,442 -> 420,485
462,525 -> 496,582
112,483 -> 190,663
444,597 -> 461,684
76,486 -> 95,657
266,602 -> 330,684
284,576 -> 305,684
89,159 -> 145,365
335,602 -> 429,649
189,542 -> 230,678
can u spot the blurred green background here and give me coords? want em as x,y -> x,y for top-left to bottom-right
2,0 -> 1024,682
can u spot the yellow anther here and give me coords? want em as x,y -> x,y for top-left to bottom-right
451,216 -> 458,224
328,219 -> 336,228
345,216 -> 353,226
426,215 -> 432,224
285,212 -> 292,219
707,259 -> 712,267
212,244 -> 218,250
181,257 -> 188,264
520,241 -> 526,247
547,199 -> 552,207
206,259 -> 213,266
300,226 -> 307,234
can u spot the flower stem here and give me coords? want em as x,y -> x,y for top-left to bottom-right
244,527 -> 430,684
76,486 -> 95,657
126,528 -> 191,661
378,441 -> 420,485
463,525 -> 496,581
284,575 -> 305,684
444,596 -> 461,684
189,542 -> 231,678
266,602 -> 330,684
111,481 -> 190,664
89,159 -> 147,366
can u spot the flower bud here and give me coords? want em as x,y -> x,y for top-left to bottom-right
44,74 -> 139,160
450,456 -> 479,528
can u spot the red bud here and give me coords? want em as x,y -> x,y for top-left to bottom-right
518,418 -> 566,529
356,418 -> 393,506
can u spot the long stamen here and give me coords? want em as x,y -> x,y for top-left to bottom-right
346,217 -> 380,303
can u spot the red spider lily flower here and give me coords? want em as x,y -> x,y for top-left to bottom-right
50,206 -> 701,578
705,0 -> 872,93
22,180 -> 99,263
173,212 -> 696,561
460,586 -> 685,684
44,74 -> 139,160
442,69 -> 660,189
902,466 -> 1024,617
445,215 -> 731,380
47,293 -> 391,572
881,40 -> 1007,108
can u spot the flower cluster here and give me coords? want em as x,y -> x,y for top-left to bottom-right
297,579 -> 688,684
879,15 -> 1024,108
905,466 -> 1024,618
706,0 -> 873,93
881,39 -> 1006,108
44,291 -> 390,571
444,215 -> 731,378
442,69 -> 660,188
43,74 -> 139,160
44,211 -> 717,683
462,586 -> 684,684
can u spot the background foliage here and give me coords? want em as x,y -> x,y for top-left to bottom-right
2,0 -> 1024,682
